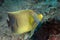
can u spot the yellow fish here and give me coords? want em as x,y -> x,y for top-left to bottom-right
7,10 -> 43,35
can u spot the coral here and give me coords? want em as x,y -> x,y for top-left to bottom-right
0,0 -> 60,40
32,18 -> 60,40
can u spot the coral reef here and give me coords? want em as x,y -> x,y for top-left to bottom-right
0,0 -> 60,40
32,18 -> 60,40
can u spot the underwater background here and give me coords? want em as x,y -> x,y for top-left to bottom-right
0,0 -> 60,40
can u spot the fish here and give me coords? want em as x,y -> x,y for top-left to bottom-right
7,10 -> 43,35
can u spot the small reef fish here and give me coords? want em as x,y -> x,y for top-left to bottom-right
7,10 -> 43,35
